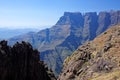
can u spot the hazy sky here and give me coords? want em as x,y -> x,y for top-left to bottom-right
0,0 -> 120,29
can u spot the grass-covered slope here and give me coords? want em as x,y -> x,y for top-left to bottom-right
58,24 -> 120,80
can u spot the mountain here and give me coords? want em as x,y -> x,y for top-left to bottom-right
58,24 -> 120,80
8,10 -> 120,76
0,28 -> 38,39
0,40 -> 56,80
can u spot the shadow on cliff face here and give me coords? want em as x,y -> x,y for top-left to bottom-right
0,40 -> 56,80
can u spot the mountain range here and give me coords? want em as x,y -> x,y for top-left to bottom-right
8,10 -> 120,76
58,24 -> 120,80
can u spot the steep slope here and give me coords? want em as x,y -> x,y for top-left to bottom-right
0,40 -> 56,80
58,24 -> 120,80
8,10 -> 120,75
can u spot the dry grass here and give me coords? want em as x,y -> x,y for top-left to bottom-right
91,70 -> 120,80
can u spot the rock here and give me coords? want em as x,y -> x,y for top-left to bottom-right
0,40 -> 56,80
103,43 -> 112,52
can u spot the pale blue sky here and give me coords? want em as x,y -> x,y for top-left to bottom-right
0,0 -> 120,29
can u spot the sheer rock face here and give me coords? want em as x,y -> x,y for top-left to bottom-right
8,10 -> 120,76
110,10 -> 120,25
96,12 -> 111,35
0,41 -> 56,80
58,24 -> 120,80
82,12 -> 98,41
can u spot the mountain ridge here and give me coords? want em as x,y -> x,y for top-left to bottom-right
8,10 -> 120,76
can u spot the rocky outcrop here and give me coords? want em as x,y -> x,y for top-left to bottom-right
8,10 -> 120,76
58,24 -> 120,80
0,40 -> 56,80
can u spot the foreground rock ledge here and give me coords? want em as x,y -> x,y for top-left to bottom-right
0,40 -> 56,80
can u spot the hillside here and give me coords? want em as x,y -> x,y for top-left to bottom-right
8,10 -> 120,75
58,24 -> 120,80
0,40 -> 56,80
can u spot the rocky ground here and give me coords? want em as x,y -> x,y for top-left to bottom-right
58,24 -> 120,80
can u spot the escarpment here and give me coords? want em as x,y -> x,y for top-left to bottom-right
9,10 -> 120,76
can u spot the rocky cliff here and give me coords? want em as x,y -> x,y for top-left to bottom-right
58,24 -> 120,80
8,10 -> 120,76
0,40 -> 56,80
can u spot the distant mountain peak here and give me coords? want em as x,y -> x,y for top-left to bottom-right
64,12 -> 81,16
84,12 -> 97,15
56,12 -> 83,26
